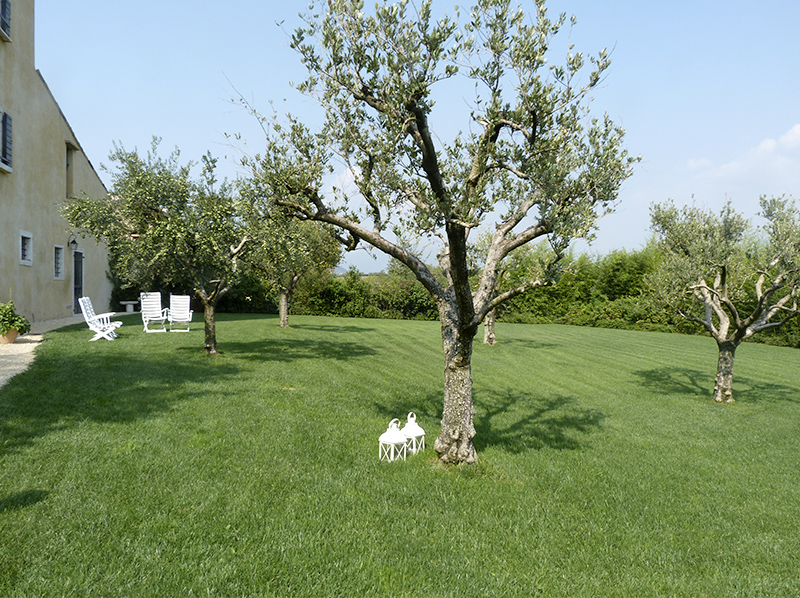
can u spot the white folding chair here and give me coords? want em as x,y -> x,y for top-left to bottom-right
168,295 -> 193,332
140,292 -> 168,332
78,297 -> 122,341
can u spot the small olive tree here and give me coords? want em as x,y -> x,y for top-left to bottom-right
649,197 -> 800,403
243,0 -> 636,463
62,140 -> 248,354
243,216 -> 342,328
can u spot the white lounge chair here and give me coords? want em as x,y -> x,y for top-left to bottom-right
78,296 -> 122,341
168,295 -> 193,332
140,292 -> 168,332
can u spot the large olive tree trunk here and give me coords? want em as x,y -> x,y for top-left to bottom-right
713,340 -> 737,403
434,300 -> 479,464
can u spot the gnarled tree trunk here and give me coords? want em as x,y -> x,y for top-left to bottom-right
278,289 -> 289,328
713,340 -> 737,403
434,302 -> 478,464
195,278 -> 233,355
202,301 -> 218,354
483,308 -> 497,345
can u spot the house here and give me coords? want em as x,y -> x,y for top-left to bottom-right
0,0 -> 112,322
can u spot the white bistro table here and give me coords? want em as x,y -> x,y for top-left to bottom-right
119,301 -> 139,313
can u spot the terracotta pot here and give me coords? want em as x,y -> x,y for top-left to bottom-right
0,329 -> 19,344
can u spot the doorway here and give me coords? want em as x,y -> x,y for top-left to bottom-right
73,250 -> 83,314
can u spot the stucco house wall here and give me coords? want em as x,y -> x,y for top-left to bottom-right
0,0 -> 112,322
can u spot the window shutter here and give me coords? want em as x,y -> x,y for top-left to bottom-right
1,113 -> 11,167
0,0 -> 9,38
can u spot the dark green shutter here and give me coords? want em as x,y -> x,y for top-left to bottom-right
1,113 -> 11,167
0,0 -> 10,38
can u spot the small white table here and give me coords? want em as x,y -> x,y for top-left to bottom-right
120,301 -> 139,313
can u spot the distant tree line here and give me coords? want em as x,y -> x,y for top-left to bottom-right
262,244 -> 799,349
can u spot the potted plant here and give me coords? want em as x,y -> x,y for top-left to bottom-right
0,301 -> 32,344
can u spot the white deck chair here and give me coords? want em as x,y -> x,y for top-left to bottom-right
168,295 -> 193,332
78,297 -> 122,341
140,292 -> 168,332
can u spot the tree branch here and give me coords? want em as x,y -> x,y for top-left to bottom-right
230,235 -> 249,259
404,99 -> 448,204
474,278 -> 550,326
275,190 -> 444,301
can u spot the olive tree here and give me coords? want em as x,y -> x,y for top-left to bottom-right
649,197 -> 800,403
244,215 -> 342,328
243,0 -> 636,463
62,140 -> 248,354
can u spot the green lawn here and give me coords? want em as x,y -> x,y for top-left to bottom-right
1,314 -> 799,597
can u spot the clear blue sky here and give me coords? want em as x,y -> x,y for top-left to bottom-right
36,0 -> 800,272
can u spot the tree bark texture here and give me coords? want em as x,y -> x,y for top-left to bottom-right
713,341 -> 737,403
279,289 -> 289,328
434,304 -> 478,464
483,309 -> 497,345
203,302 -> 218,355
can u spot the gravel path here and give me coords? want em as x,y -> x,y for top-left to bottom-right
0,315 -> 85,390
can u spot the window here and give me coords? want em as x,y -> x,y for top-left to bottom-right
0,0 -> 10,42
0,110 -> 11,172
54,245 -> 65,280
20,231 -> 32,266
66,144 -> 75,197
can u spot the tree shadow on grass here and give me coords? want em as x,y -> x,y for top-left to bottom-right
0,490 -> 49,514
289,323 -> 377,335
633,367 -> 709,399
219,337 -> 377,362
372,388 -> 604,455
474,390 -> 605,453
371,391 -> 443,427
735,378 -> 800,404
633,367 -> 800,404
478,337 -> 560,352
0,348 -> 244,458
